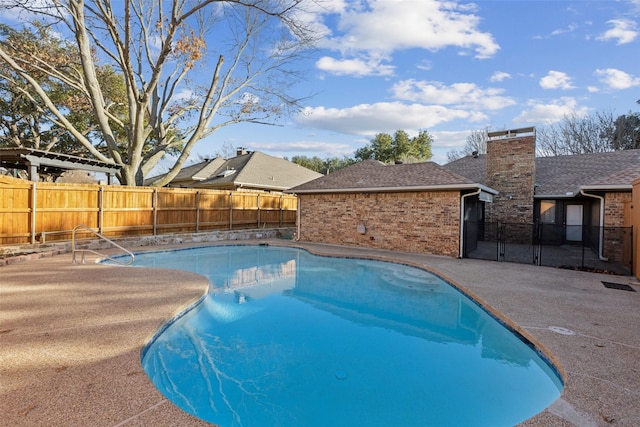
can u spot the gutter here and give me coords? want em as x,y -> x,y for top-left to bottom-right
290,183 -> 498,195
579,189 -> 608,261
459,189 -> 481,258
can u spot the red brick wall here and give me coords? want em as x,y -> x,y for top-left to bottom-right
631,180 -> 640,279
604,192 -> 631,227
601,192 -> 632,264
298,191 -> 461,257
485,135 -> 535,224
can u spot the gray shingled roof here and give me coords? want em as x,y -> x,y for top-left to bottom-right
195,151 -> 323,191
443,149 -> 640,197
289,159 -> 491,193
145,157 -> 225,185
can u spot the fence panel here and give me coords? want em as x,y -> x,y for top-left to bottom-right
35,182 -> 100,241
464,219 -> 633,275
0,176 -> 298,245
156,188 -> 199,234
231,192 -> 260,229
198,191 -> 232,230
0,176 -> 31,243
102,186 -> 155,237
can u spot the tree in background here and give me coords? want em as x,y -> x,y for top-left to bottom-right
0,23 -> 128,154
446,127 -> 490,162
354,130 -> 433,164
536,111 -> 616,156
610,101 -> 640,150
289,155 -> 354,174
0,0 -> 316,185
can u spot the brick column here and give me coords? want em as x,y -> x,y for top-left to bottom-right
485,133 -> 536,224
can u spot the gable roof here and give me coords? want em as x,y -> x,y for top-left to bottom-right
144,157 -> 226,186
288,160 -> 497,194
146,151 -> 322,191
194,151 -> 323,191
443,149 -> 640,197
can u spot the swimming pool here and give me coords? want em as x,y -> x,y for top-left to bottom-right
135,245 -> 563,427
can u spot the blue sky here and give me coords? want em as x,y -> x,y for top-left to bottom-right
202,0 -> 640,164
1,0 -> 638,168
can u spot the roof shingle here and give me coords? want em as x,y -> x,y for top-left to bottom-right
444,149 -> 640,197
289,160 -> 479,193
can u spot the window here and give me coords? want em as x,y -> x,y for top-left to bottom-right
540,200 -> 556,224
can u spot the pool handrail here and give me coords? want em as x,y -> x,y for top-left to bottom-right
71,224 -> 135,266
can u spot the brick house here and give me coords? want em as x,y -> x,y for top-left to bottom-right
444,127 -> 640,270
289,127 -> 639,273
287,159 -> 497,258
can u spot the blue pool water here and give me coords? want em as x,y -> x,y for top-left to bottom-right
135,245 -> 563,427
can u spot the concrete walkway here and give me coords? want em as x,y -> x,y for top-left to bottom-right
1,240 -> 639,426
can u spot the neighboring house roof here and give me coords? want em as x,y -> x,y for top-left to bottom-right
444,149 -> 640,198
146,157 -> 226,186
194,151 -> 323,191
288,159 -> 497,194
146,151 -> 322,191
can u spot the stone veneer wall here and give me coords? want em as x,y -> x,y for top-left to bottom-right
298,191 -> 461,257
485,135 -> 536,224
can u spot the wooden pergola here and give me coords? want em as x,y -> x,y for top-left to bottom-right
0,148 -> 119,184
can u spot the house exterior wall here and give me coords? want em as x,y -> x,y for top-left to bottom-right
485,135 -> 536,224
604,192 -> 631,227
633,179 -> 640,279
602,192 -> 632,265
297,191 -> 461,257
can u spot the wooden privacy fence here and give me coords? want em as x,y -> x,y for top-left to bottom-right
0,176 -> 298,245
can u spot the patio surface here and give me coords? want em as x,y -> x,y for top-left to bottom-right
1,240 -> 639,426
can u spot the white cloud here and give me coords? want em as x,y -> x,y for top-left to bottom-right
595,68 -> 640,89
315,56 -> 395,77
539,71 -> 576,90
490,71 -> 511,83
297,102 -> 485,136
596,19 -> 638,44
315,0 -> 499,77
431,130 -> 477,149
534,23 -> 578,39
514,97 -> 589,124
391,79 -> 516,111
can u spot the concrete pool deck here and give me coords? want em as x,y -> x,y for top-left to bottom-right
1,240 -> 638,426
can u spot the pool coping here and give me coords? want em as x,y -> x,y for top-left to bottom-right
1,239 -> 639,426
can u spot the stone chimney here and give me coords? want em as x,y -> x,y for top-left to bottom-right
236,147 -> 248,156
485,127 -> 536,224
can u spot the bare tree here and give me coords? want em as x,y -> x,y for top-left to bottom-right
0,0 -> 317,185
446,127 -> 490,162
536,111 -> 616,156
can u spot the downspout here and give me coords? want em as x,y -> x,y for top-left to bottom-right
459,189 -> 481,258
295,195 -> 301,241
579,189 -> 608,261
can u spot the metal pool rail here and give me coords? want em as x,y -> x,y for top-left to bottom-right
71,224 -> 134,265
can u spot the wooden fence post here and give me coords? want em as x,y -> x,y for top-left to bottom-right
153,188 -> 158,236
98,186 -> 104,234
30,182 -> 37,245
229,192 -> 233,230
196,191 -> 201,233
